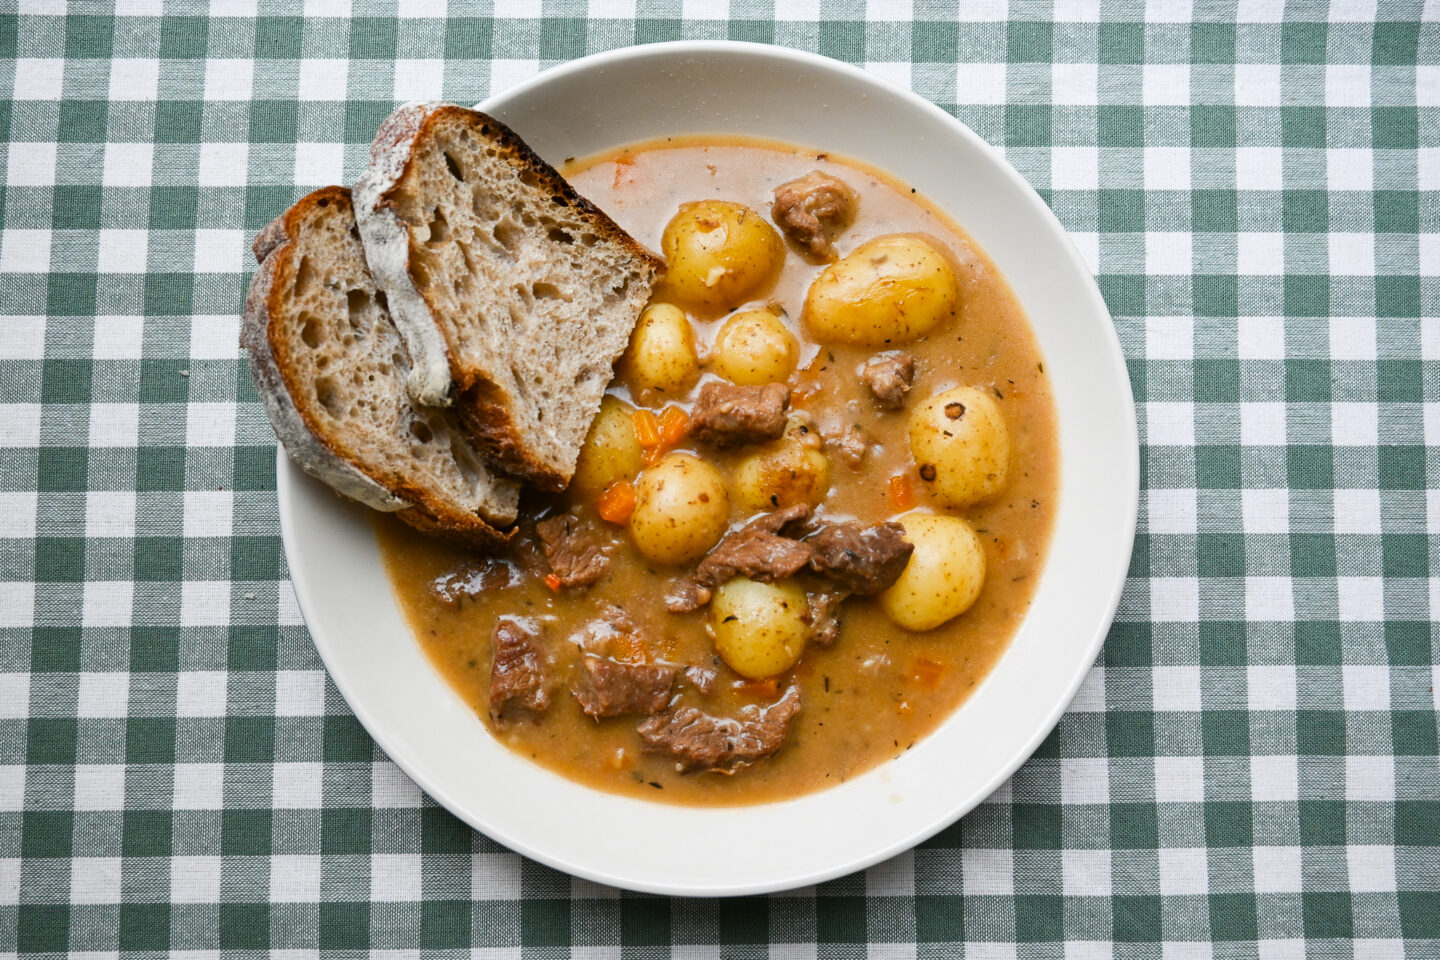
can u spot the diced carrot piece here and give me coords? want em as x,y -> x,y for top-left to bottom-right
633,409 -> 661,447
734,677 -> 781,698
596,480 -> 636,524
658,406 -> 689,446
908,657 -> 946,689
611,631 -> 646,664
888,473 -> 917,511
543,573 -> 563,592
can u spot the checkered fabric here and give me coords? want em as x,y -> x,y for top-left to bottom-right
1,0 -> 1436,953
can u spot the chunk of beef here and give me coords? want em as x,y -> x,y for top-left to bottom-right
684,665 -> 718,695
535,513 -> 610,588
828,423 -> 871,468
666,506 -> 813,613
568,601 -> 640,654
807,521 -> 914,595
803,589 -> 849,648
862,353 -> 916,410
488,619 -> 550,722
637,685 -> 802,774
664,580 -> 711,614
430,557 -> 521,606
771,171 -> 858,261
689,381 -> 789,449
575,656 -> 677,718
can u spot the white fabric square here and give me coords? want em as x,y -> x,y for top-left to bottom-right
1147,402 -> 1194,447
1428,403 -> 1440,448
865,0 -> 911,18
1421,66 -> 1440,106
1328,148 -> 1373,191
1162,944 -> 1213,960
1338,576 -> 1384,623
193,229 -> 244,274
0,318 -> 45,360
1154,755 -> 1205,803
1153,666 -> 1202,712
1240,402 -> 1287,446
961,847 -> 1012,895
864,61 -> 911,92
589,0 -> 636,16
298,59 -> 349,101
1142,65 -> 1189,106
1347,846 -> 1396,893
77,672 -> 130,718
0,492 -> 37,539
13,59 -> 65,100
489,59 -> 540,97
115,0 -> 165,12
0,674 -> 29,720
102,142 -> 154,188
1147,488 -> 1196,535
180,580 -> 231,627
1343,665 -> 1391,712
371,854 -> 423,901
1257,940 -> 1307,960
176,671 -> 228,718
70,857 -> 123,904
8,142 -> 57,186
1242,488 -> 1290,534
1427,148 -> 1440,191
393,59 -> 445,101
1352,940 -> 1405,960
108,59 -> 160,101
1151,577 -> 1199,623
1246,577 -> 1294,622
1247,664 -> 1297,711
279,581 -> 303,626
1145,0 -> 1191,20
272,762 -> 325,809
400,0 -> 447,13
1144,148 -> 1191,191
171,856 -> 222,903
197,142 -> 249,188
1329,317 -> 1377,361
304,0 -> 351,14
1346,755 -> 1394,803
1236,148 -> 1283,191
73,765 -> 126,811
1158,848 -> 1208,895
1070,230 -> 1099,276
1051,63 -> 1097,105
1250,755 -> 1298,802
1329,233 -> 1375,277
1146,232 -> 1192,275
1329,0 -> 1378,19
1238,316 -> 1286,359
97,229 -> 149,274
172,763 -> 224,809
1061,758 -> 1110,804
89,402 -> 139,448
0,583 -> 34,628
190,315 -> 240,361
187,402 -> 236,448
183,491 -> 233,539
1332,401 -> 1378,447
0,403 -> 41,446
955,63 -> 1007,105
373,762 -> 424,807
1062,849 -> 1112,896
275,670 -> 327,716
472,852 -> 524,899
204,59 -> 253,101
681,0 -> 730,19
1051,147 -> 1098,190
1235,64 -> 1282,105
1333,488 -> 1381,535
1325,65 -> 1370,108
82,488 -> 132,539
1253,846 -> 1302,893
293,142 -> 345,187
1146,315 -> 1193,360
0,765 -> 23,811
1052,0 -> 1099,21
867,849 -> 915,897
1,229 -> 52,272
1237,232 -> 1284,274
82,582 -> 134,629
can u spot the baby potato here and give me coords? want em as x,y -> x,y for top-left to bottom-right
569,395 -> 643,500
620,303 -> 700,396
879,514 -> 987,631
659,200 -> 784,311
629,452 -> 729,565
710,577 -> 810,679
802,235 -> 960,347
711,307 -> 798,386
908,386 -> 1010,508
733,422 -> 831,513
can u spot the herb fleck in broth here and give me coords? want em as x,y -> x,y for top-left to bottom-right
374,137 -> 1059,805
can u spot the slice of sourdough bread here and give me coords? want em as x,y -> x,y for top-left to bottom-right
243,185 -> 520,546
353,103 -> 664,491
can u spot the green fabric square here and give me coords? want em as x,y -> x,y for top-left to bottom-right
324,714 -> 373,761
1111,803 -> 1158,848
254,16 -> 303,58
53,185 -> 103,229
1399,893 -> 1440,938
1112,895 -> 1161,941
817,21 -> 863,62
1107,711 -> 1154,757
1383,534 -> 1428,578
521,899 -> 571,947
228,626 -> 278,671
31,627 -> 81,673
1192,189 -> 1238,232
1128,532 -> 1150,578
1193,358 -> 1239,402
1284,275 -> 1329,317
1098,107 -> 1145,148
1302,892 -> 1352,939
127,717 -> 175,763
64,13 -> 113,58
1197,444 -> 1242,488
1191,105 -> 1237,148
133,537 -> 183,581
1203,712 -> 1250,756
1290,533 -> 1336,578
158,15 -> 207,57
634,19 -> 683,43
1297,711 -> 1345,756
1015,895 -> 1063,941
444,18 -> 493,59
1392,712 -> 1437,756
118,902 -> 170,950
1295,621 -> 1342,665
219,903 -> 270,949
322,807 -> 372,855
1007,21 -> 1050,62
1032,725 -> 1062,760
149,186 -> 198,229
28,717 -> 77,765
122,809 -> 171,856
246,184 -> 297,230
1384,621 -> 1431,666
41,358 -> 91,404
1377,359 -> 1423,401
1190,22 -> 1235,63
1281,106 -> 1326,148
17,905 -> 70,953
154,99 -> 203,143
1100,275 -> 1146,316
234,445 -> 278,490
539,17 -> 587,61
1013,804 -> 1061,848
1287,445 -> 1334,490
58,99 -> 107,142
1104,623 -> 1151,668
224,717 -> 273,762
0,10 -> 18,59
130,627 -> 180,672
36,536 -> 86,581
1200,621 -> 1248,666
1209,893 -> 1258,941
1005,104 -> 1050,147
717,897 -> 768,943
1372,107 -> 1418,150
816,896 -> 867,942
222,809 -> 272,855
143,274 -> 194,317
619,898 -> 670,946
421,806 -> 471,855
912,22 -> 959,62
1379,445 -> 1425,489
350,18 -> 397,58
421,900 -> 472,949
38,448 -> 90,492
22,810 -> 73,858
728,20 -> 774,43
1098,22 -> 1144,63
1376,275 -> 1420,318
230,535 -> 281,580
1197,533 -> 1244,576
1372,21 -> 1421,65
1193,275 -> 1238,316
1299,800 -> 1346,845
138,359 -> 190,401
1395,802 -> 1440,845
1204,802 -> 1252,847
343,101 -> 392,152
1373,190 -> 1419,234
1282,190 -> 1327,233
1285,358 -> 1330,402
249,100 -> 299,143
1280,21 -> 1327,64
48,273 -> 98,315
915,896 -> 963,941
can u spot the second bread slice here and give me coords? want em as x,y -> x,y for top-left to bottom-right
354,103 -> 664,491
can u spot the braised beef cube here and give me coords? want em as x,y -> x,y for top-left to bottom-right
829,423 -> 871,468
664,580 -> 711,614
693,504 -> 815,589
803,590 -> 848,648
807,521 -> 914,595
862,353 -> 916,410
684,665 -> 718,695
488,619 -> 551,722
690,381 -> 789,448
771,171 -> 858,261
575,656 -> 677,718
430,557 -> 521,605
636,685 -> 802,774
535,513 -> 610,588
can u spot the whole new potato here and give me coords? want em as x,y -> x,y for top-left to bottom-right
802,235 -> 959,346
878,514 -> 986,631
733,421 -> 831,513
659,200 -> 784,311
569,395 -> 643,500
908,386 -> 1010,508
629,452 -> 729,565
711,307 -> 798,386
710,577 -> 810,679
619,303 -> 699,396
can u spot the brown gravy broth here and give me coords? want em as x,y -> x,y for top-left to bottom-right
374,138 -> 1059,805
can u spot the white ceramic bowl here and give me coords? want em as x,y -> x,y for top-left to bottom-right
277,41 -> 1137,896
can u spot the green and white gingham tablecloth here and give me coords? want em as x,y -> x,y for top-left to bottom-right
1,1 -> 1436,953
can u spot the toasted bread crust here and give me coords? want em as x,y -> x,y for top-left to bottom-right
242,186 -> 515,548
